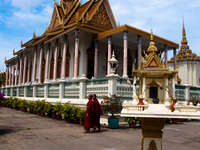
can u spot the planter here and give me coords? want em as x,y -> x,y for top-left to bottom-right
108,117 -> 119,129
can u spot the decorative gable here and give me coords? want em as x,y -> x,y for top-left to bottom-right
88,2 -> 113,30
146,57 -> 161,68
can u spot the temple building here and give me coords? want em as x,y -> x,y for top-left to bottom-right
169,22 -> 200,86
0,0 -> 179,104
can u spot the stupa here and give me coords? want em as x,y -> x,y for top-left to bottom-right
121,30 -> 200,150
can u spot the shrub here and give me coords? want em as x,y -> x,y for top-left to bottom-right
1,97 -> 86,125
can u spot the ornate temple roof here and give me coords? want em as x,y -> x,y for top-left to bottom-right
20,0 -> 116,48
169,21 -> 200,63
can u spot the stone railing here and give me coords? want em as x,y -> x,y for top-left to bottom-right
117,78 -> 133,100
64,82 -> 80,99
87,78 -> 108,98
1,78 -> 200,104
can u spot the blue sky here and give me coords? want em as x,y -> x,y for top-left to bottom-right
0,0 -> 200,71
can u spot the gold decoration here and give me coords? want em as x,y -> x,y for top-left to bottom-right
88,3 -> 113,29
147,29 -> 158,53
142,30 -> 164,69
147,140 -> 158,150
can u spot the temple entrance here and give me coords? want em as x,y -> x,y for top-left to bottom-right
150,87 -> 158,99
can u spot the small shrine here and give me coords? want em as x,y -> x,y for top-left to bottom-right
121,30 -> 200,150
132,30 -> 177,106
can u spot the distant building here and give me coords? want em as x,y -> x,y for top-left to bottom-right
168,22 -> 200,86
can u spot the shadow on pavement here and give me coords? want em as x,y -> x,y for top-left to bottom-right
0,127 -> 16,136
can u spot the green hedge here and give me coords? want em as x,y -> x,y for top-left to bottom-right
0,97 -> 86,125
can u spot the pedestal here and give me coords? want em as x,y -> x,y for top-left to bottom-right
141,118 -> 165,150
44,84 -> 48,99
107,74 -> 119,96
59,82 -> 64,99
79,75 -> 88,100
24,86 -> 27,98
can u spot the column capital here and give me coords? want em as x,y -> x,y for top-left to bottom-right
123,31 -> 128,40
137,35 -> 142,43
75,29 -> 80,38
107,36 -> 112,44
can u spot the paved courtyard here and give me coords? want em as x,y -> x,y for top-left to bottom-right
0,107 -> 200,150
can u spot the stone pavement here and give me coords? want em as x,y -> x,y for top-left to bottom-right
0,107 -> 200,150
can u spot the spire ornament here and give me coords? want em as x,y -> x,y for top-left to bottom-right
147,29 -> 158,53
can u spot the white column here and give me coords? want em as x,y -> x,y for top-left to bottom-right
32,48 -> 37,82
74,30 -> 79,79
5,67 -> 8,87
53,41 -> 58,81
23,55 -> 27,84
12,65 -> 15,86
38,47 -> 43,83
137,36 -> 142,70
19,57 -> 23,85
15,60 -> 18,86
107,36 -> 112,75
94,41 -> 98,78
8,65 -> 12,86
61,36 -> 67,80
123,31 -> 128,78
45,46 -> 50,82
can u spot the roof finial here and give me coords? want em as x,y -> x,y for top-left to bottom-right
150,29 -> 154,41
13,49 -> 15,55
33,32 -> 36,39
147,29 -> 158,53
21,40 -> 23,48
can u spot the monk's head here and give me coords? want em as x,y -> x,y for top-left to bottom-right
93,94 -> 96,99
88,94 -> 93,99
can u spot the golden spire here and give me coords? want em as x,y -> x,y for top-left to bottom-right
147,29 -> 158,53
181,19 -> 188,47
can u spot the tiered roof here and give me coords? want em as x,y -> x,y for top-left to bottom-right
16,0 -> 116,51
169,21 -> 200,63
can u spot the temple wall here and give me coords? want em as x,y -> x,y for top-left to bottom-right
169,61 -> 200,86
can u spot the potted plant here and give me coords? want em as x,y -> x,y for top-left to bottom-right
102,95 -> 122,129
125,117 -> 140,128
